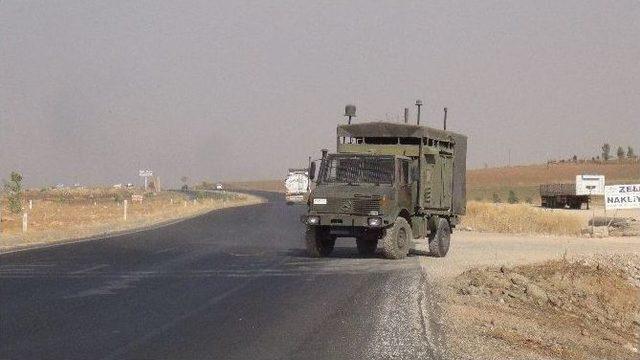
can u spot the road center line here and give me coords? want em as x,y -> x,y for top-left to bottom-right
69,264 -> 109,274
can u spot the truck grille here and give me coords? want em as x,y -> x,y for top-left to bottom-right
314,196 -> 381,215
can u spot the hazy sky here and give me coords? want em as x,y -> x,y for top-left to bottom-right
2,1 -> 639,186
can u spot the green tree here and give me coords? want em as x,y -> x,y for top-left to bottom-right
616,146 -> 625,159
507,190 -> 519,204
4,172 -> 23,214
602,143 -> 611,161
628,146 -> 635,158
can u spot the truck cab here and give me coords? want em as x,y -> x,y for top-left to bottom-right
307,153 -> 412,230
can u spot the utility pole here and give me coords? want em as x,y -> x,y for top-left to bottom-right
415,100 -> 423,125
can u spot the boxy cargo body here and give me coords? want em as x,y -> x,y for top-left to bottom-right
301,121 -> 467,259
540,183 -> 590,209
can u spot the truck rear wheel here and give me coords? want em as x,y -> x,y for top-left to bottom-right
428,217 -> 451,257
380,217 -> 412,260
305,227 -> 336,257
356,234 -> 378,257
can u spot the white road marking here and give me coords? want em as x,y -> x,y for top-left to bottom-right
69,264 -> 109,274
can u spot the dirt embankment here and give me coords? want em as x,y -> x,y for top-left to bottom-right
444,255 -> 640,360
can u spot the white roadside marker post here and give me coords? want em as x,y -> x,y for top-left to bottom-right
124,199 -> 128,221
22,213 -> 28,233
29,199 -> 33,210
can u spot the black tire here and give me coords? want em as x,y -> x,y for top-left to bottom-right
305,227 -> 336,257
356,233 -> 378,257
380,217 -> 412,260
428,217 -> 451,257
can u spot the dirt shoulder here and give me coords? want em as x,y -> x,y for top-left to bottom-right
0,191 -> 264,253
417,232 -> 640,359
418,232 -> 640,280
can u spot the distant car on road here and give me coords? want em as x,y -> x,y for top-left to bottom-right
216,183 -> 224,190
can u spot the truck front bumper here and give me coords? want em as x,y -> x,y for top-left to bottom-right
300,213 -> 392,228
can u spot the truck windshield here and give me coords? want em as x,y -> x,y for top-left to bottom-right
320,155 -> 395,185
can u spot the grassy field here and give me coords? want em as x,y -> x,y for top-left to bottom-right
459,201 -> 584,235
0,188 -> 263,252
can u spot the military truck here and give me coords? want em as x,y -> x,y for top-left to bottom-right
301,106 -> 467,259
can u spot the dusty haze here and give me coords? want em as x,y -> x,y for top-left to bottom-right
1,1 -> 639,187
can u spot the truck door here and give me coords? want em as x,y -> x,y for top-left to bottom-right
397,159 -> 411,210
440,154 -> 453,210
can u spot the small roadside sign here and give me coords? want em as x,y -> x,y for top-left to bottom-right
604,184 -> 640,210
139,170 -> 153,177
131,194 -> 143,203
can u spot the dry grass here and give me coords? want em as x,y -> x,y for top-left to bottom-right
460,201 -> 583,235
446,255 -> 640,359
0,189 -> 264,251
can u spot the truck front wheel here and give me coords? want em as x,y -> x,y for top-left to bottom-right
305,227 -> 336,257
380,217 -> 412,260
428,217 -> 451,257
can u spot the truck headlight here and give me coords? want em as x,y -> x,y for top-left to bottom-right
303,215 -> 320,225
367,217 -> 382,227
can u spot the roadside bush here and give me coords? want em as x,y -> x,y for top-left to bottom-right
492,193 -> 501,203
4,171 -> 23,213
507,190 -> 519,204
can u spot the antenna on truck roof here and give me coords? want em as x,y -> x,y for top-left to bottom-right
443,107 -> 448,130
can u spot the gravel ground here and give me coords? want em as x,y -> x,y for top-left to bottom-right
417,231 -> 640,280
416,231 -> 640,359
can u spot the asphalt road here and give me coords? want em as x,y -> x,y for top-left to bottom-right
0,192 -> 443,360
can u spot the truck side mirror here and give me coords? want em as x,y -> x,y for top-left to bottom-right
309,162 -> 316,180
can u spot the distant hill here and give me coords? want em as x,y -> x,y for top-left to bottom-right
468,161 -> 638,203
468,161 -> 639,188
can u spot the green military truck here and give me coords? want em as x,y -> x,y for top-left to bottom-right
301,110 -> 467,259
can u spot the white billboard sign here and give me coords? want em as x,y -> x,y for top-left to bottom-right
605,184 -> 640,210
139,169 -> 153,177
575,174 -> 605,195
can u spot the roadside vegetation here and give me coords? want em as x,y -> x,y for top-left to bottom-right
0,186 -> 263,252
460,201 -> 583,235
